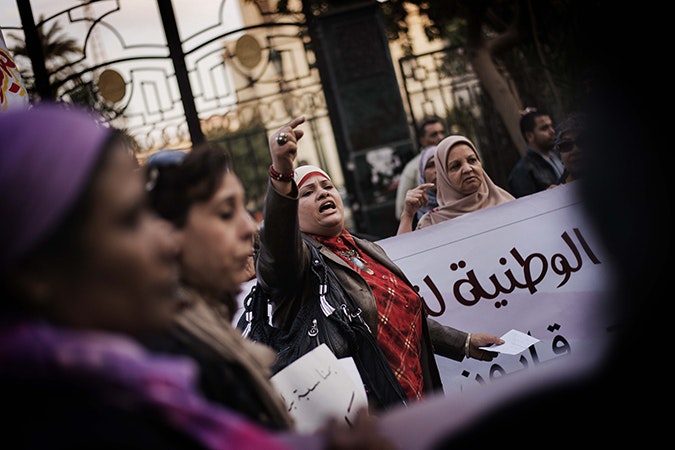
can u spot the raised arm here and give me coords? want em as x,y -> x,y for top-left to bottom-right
256,116 -> 309,294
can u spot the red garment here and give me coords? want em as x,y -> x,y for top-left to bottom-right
312,231 -> 424,400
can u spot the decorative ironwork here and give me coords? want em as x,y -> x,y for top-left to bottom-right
7,0 -> 329,155
6,0 -> 505,230
6,0 -> 339,217
398,44 -> 515,187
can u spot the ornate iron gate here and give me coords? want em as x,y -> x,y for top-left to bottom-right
5,0 -> 515,233
398,44 -> 517,188
6,0 -> 337,218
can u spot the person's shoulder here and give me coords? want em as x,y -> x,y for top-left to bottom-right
403,154 -> 421,171
510,150 -> 542,171
522,147 -> 540,159
351,232 -> 378,245
415,212 -> 432,229
353,233 -> 390,256
508,157 -> 528,176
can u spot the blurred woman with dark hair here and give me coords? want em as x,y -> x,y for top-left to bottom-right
142,144 -> 295,431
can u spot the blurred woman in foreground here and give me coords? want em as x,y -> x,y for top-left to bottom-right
0,104 -> 390,450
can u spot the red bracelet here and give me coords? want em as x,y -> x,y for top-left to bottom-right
269,165 -> 294,182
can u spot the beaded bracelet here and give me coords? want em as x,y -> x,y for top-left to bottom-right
269,165 -> 294,182
464,333 -> 471,358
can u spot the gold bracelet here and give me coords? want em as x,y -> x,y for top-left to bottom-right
464,333 -> 471,358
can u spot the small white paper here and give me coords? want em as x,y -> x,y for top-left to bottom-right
479,329 -> 539,355
270,344 -> 369,434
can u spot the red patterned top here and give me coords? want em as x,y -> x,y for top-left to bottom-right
310,231 -> 424,400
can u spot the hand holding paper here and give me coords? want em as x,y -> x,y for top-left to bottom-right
479,329 -> 539,355
270,344 -> 368,434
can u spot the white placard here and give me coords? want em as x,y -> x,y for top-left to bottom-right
270,344 -> 369,434
377,182 -> 616,393
238,183 -> 617,397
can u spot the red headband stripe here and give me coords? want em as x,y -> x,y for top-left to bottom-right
297,171 -> 329,188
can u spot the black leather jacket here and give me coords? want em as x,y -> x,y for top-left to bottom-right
256,181 -> 471,398
508,147 -> 562,198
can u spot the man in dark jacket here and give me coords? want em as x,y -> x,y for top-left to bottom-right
507,108 -> 564,197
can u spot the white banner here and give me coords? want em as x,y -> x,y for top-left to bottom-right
236,182 -> 616,398
0,30 -> 29,111
377,182 -> 617,395
260,183 -> 618,450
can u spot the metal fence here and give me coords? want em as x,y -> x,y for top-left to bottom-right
4,0 -> 511,230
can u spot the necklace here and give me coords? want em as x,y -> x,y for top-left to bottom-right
337,249 -> 374,275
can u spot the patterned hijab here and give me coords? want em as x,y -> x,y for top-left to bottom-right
416,135 -> 514,228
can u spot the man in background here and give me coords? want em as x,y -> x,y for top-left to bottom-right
507,108 -> 563,197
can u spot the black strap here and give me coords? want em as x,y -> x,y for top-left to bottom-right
313,243 -> 408,410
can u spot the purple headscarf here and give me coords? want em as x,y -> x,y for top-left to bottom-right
417,145 -> 436,186
0,103 -> 112,272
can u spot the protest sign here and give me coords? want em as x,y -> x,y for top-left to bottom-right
270,344 -> 368,434
236,182 -> 616,396
377,182 -> 616,394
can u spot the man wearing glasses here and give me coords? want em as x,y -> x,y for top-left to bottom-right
553,112 -> 588,185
